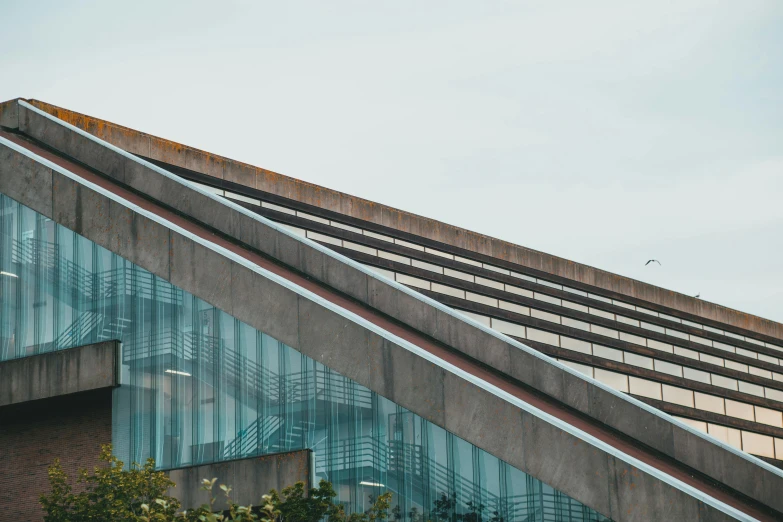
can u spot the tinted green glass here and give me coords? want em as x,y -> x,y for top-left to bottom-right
0,193 -> 609,521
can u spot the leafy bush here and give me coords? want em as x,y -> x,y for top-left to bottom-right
40,445 -> 393,522
40,445 -> 179,521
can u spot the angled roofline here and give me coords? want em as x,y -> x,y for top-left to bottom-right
15,98 -> 783,482
9,97 -> 783,341
3,97 -> 783,518
0,129 -> 761,522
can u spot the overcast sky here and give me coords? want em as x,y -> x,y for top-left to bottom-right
2,1 -> 782,322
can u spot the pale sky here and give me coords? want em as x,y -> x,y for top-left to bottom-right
2,1 -> 782,322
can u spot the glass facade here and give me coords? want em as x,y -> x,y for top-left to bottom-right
0,192 -> 609,522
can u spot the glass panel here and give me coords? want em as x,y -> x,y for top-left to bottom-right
0,192 -> 610,522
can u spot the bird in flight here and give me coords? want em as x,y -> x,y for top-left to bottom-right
645,259 -> 661,266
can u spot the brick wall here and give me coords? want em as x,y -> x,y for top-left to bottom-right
0,390 -> 112,521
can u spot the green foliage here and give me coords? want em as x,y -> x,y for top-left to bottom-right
39,444 -> 180,522
39,447 -> 395,522
269,480 -> 342,522
160,478 -> 393,522
358,493 -> 392,522
266,480 -> 392,522
426,493 -> 504,522
171,477 -> 278,522
431,493 -> 456,522
407,506 -> 423,522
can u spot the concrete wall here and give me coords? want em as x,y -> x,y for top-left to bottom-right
0,390 -> 113,522
5,100 -> 780,519
168,451 -> 311,512
0,341 -> 119,407
13,98 -> 783,342
0,129 -> 765,520
0,98 -> 18,129
0,341 -> 118,520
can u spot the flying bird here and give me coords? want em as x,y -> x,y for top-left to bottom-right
645,259 -> 661,266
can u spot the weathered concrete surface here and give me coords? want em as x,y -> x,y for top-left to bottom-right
19,97 -> 783,342
1,129 -> 780,520
168,451 -> 311,512
0,98 -> 19,129
0,341 -> 119,407
5,111 -> 779,516
0,137 -> 53,218
1,114 -> 779,520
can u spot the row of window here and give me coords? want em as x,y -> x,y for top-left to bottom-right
672,415 -> 782,461
554,357 -> 783,428
202,184 -> 782,355
349,261 -> 783,435
253,211 -> 783,369
460,304 -> 783,397
355,262 -> 783,403
556,358 -> 783,461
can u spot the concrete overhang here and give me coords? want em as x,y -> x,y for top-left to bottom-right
0,340 -> 119,407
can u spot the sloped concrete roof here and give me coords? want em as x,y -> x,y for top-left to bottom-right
1,97 -> 781,521
8,98 -> 783,342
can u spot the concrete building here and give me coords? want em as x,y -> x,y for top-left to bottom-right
1,97 -> 782,521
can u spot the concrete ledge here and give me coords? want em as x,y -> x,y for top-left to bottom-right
0,341 -> 119,407
168,450 -> 311,512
